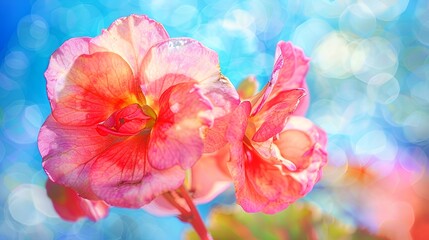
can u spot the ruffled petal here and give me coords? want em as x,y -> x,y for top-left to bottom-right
231,116 -> 327,214
45,37 -> 91,109
53,52 -> 143,126
252,89 -> 306,142
148,83 -> 213,170
272,41 -> 310,115
140,38 -> 220,102
46,180 -> 109,222
39,116 -> 116,199
228,143 -> 269,213
90,14 -> 169,75
90,134 -> 185,208
273,41 -> 310,94
250,41 -> 310,117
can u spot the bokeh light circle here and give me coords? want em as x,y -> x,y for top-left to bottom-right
339,3 -> 376,38
17,15 -> 49,50
351,37 -> 398,83
366,73 -> 400,104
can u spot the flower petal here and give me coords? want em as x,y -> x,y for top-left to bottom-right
228,143 -> 269,213
46,179 -> 109,222
272,41 -> 310,115
190,145 -> 232,201
143,146 -> 232,217
148,83 -> 213,170
252,89 -> 306,142
53,52 -> 143,126
90,14 -> 169,75
140,38 -> 220,101
45,37 -> 91,109
39,116 -> 116,199
250,41 -> 310,117
231,116 -> 328,214
273,41 -> 310,94
90,134 -> 185,208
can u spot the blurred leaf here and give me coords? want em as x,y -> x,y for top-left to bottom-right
185,202 -> 386,240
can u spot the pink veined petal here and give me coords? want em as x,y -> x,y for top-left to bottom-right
203,75 -> 241,153
140,38 -> 220,102
39,116 -> 117,199
226,101 -> 252,143
293,81 -> 310,116
252,88 -> 306,142
53,51 -> 144,126
273,41 -> 310,93
90,14 -> 169,75
250,41 -> 311,117
148,83 -> 213,170
249,54 -> 284,117
46,179 -> 109,222
90,134 -> 185,208
203,111 -> 230,153
272,41 -> 310,116
45,37 -> 91,110
228,143 -> 269,213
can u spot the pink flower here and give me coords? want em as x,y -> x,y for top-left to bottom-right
46,179 -> 109,221
223,41 -> 327,213
38,15 -> 238,208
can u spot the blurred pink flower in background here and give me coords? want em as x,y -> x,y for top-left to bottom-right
46,179 -> 109,222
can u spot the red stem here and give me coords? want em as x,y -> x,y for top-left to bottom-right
178,186 -> 212,240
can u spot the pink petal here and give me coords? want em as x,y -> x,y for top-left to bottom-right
90,14 -> 169,75
140,38 -> 220,101
249,54 -> 284,116
252,89 -> 306,142
203,76 -> 241,153
226,101 -> 252,143
39,116 -> 116,199
250,41 -> 310,117
143,146 -> 232,216
273,41 -> 310,93
52,52 -> 144,126
148,83 -> 213,170
190,145 -> 232,202
272,41 -> 310,115
234,117 -> 327,214
228,143 -> 269,213
45,37 -> 91,109
90,134 -> 185,208
46,179 -> 109,222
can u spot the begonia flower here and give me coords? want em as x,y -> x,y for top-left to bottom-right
38,15 -> 238,209
46,179 -> 109,222
220,41 -> 327,213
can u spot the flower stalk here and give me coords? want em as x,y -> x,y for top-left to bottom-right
165,186 -> 212,240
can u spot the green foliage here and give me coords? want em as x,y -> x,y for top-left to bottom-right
186,203 -> 385,240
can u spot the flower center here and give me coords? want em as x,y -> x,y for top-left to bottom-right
96,103 -> 156,137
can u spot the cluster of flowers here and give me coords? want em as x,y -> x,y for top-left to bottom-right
38,15 -> 327,222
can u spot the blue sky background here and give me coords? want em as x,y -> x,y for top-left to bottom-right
1,0 -> 428,239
